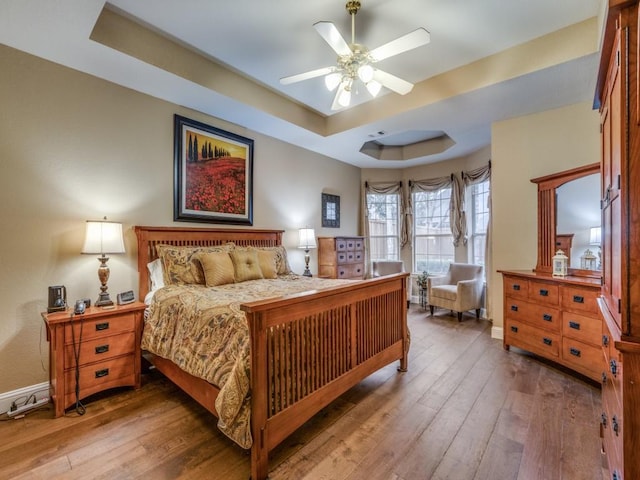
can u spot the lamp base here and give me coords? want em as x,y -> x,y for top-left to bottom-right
95,292 -> 114,307
302,269 -> 312,277
302,249 -> 312,277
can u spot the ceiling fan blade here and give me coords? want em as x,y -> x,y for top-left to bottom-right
369,28 -> 431,62
373,69 -> 414,95
314,21 -> 352,56
280,66 -> 336,85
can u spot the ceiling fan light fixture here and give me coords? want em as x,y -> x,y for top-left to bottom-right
325,72 -> 342,91
338,84 -> 352,107
366,79 -> 382,97
357,64 -> 374,83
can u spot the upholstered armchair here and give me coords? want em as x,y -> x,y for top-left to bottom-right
372,260 -> 411,308
427,263 -> 484,321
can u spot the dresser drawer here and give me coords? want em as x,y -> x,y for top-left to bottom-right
503,276 -> 529,300
561,285 -> 598,314
561,337 -> 602,378
505,300 -> 561,332
506,320 -> 560,358
562,311 -> 601,346
65,313 -> 135,343
337,263 -> 364,279
528,281 -> 559,306
64,331 -> 135,367
64,354 -> 135,396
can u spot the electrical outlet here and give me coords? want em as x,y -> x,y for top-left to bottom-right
6,398 -> 49,417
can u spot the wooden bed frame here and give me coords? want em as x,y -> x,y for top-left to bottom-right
134,226 -> 409,480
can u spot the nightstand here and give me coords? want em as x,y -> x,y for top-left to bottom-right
42,302 -> 146,417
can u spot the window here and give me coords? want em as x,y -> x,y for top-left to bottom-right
469,180 -> 490,266
413,188 -> 454,274
366,192 -> 400,261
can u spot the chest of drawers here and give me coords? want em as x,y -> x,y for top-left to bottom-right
42,302 -> 145,417
317,236 -> 365,279
501,271 -> 602,382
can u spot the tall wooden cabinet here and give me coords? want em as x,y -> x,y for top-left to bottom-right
596,2 -> 640,479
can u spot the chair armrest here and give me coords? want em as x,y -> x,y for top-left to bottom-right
457,279 -> 483,298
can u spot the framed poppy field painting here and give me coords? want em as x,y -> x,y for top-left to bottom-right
174,115 -> 253,225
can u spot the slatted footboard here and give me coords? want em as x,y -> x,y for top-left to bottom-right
242,273 -> 408,480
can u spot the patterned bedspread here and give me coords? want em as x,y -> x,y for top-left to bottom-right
141,274 -> 354,448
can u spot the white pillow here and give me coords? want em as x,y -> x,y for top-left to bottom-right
147,258 -> 165,291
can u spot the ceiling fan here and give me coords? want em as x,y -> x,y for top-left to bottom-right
280,1 -> 430,110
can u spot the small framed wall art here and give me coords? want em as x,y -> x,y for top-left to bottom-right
174,114 -> 253,225
322,193 -> 340,228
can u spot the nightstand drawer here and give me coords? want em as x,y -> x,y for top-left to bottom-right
64,313 -> 135,343
63,331 -> 135,366
337,263 -> 364,279
64,355 -> 135,396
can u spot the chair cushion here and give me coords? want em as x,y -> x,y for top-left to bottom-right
431,285 -> 458,301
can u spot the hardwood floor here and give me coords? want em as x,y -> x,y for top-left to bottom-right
0,307 -> 607,480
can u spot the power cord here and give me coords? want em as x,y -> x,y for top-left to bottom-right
69,312 -> 86,416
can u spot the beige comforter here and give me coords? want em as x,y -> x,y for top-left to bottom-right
141,274 -> 353,448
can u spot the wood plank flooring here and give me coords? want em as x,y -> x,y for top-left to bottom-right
0,307 -> 607,479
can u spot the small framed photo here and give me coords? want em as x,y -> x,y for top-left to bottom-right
174,114 -> 253,225
322,193 -> 340,228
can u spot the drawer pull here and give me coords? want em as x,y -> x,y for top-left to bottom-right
510,326 -> 518,333
612,415 -> 619,436
512,284 -> 521,291
613,472 -> 620,480
572,295 -> 584,304
601,412 -> 607,427
601,372 -> 607,385
542,314 -> 552,322
95,344 -> 109,354
95,368 -> 110,378
543,337 -> 552,346
510,305 -> 518,312
569,347 -> 581,357
95,322 -> 110,331
610,359 -> 618,376
539,289 -> 549,297
568,321 -> 580,330
602,334 -> 609,347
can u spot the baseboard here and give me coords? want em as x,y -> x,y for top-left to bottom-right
491,325 -> 504,340
0,382 -> 49,415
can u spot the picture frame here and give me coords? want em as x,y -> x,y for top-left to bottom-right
322,193 -> 340,228
174,114 -> 253,225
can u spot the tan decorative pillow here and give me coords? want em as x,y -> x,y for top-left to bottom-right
229,249 -> 264,282
156,244 -> 233,285
256,249 -> 278,279
198,251 -> 235,286
235,245 -> 292,275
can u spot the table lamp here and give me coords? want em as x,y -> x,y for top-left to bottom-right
298,227 -> 317,277
82,218 -> 125,306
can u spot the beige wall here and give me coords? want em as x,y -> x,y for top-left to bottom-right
490,101 -> 600,337
0,45 -> 361,394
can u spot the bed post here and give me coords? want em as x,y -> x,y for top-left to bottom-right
249,311 -> 269,480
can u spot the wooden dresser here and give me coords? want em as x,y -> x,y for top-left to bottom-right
500,270 -> 602,382
317,236 -> 365,279
596,2 -> 640,478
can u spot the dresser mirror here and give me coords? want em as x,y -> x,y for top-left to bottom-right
530,162 -> 601,277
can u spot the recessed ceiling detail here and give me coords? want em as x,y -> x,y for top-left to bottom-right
360,130 -> 455,161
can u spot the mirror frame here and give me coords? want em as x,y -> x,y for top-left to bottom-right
530,162 -> 601,277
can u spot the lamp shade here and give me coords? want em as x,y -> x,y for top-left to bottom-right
589,226 -> 602,245
298,228 -> 317,249
81,220 -> 125,254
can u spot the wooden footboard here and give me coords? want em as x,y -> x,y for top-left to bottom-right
242,273 -> 408,480
134,226 -> 408,480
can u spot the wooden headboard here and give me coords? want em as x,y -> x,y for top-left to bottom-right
134,226 -> 284,300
